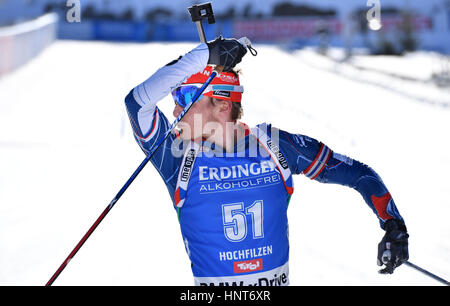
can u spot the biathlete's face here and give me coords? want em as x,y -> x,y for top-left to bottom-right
173,93 -> 225,141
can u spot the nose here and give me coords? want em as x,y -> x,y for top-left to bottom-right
173,104 -> 183,117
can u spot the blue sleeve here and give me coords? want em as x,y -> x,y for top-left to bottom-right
277,127 -> 405,229
124,90 -> 182,201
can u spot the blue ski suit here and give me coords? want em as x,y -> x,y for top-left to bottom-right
124,43 -> 405,286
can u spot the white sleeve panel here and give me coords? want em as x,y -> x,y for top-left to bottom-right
131,43 -> 209,136
132,43 -> 209,106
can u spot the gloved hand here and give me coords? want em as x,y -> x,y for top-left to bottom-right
207,36 -> 247,71
377,219 -> 409,274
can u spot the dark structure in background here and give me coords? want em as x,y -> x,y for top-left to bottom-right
0,1 -> 449,54
272,2 -> 336,17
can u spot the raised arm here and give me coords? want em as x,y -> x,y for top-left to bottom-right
123,43 -> 209,197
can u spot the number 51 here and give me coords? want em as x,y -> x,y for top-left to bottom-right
222,200 -> 264,242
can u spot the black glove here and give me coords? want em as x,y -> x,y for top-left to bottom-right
207,36 -> 247,71
377,219 -> 409,274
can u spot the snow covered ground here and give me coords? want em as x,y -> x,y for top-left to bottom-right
0,40 -> 449,286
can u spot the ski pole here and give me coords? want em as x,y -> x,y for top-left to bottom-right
404,261 -> 450,286
45,66 -> 222,286
46,4 -> 220,286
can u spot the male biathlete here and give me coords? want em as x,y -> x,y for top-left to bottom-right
124,37 -> 409,286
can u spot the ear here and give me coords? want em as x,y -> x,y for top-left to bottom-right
211,98 -> 232,121
219,100 -> 232,113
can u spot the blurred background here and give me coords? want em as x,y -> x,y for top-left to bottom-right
1,0 -> 450,76
1,0 -> 449,286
